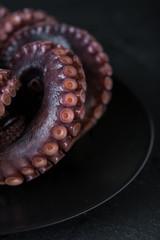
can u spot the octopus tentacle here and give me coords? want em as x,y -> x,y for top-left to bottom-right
0,9 -> 57,50
0,7 -> 113,186
0,40 -> 86,185
0,21 -> 112,137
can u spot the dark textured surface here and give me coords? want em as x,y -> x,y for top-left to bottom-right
0,0 -> 159,239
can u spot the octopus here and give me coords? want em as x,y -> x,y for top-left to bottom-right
0,5 -> 113,186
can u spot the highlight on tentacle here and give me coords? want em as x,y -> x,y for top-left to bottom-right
38,161 -> 53,174
24,170 -> 40,182
68,122 -> 81,137
59,135 -> 75,152
75,89 -> 86,103
48,150 -> 65,165
74,105 -> 85,120
0,40 -> 86,185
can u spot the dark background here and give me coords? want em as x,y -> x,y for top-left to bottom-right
0,0 -> 160,239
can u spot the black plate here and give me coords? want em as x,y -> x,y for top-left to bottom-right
0,80 -> 154,235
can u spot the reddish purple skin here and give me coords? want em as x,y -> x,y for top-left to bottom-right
0,6 -> 113,186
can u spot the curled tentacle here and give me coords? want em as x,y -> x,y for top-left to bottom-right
0,40 -> 86,185
0,7 -> 113,186
0,21 -> 113,136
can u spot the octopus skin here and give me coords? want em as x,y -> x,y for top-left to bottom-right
0,6 -> 113,186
